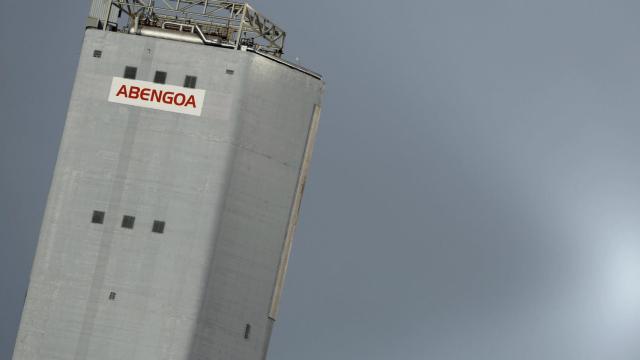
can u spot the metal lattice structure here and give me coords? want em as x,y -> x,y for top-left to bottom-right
101,0 -> 286,57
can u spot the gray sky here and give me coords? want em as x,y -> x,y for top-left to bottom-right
3,1 -> 640,359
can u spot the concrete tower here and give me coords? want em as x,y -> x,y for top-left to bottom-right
12,1 -> 323,359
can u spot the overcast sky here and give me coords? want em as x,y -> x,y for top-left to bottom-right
3,1 -> 640,359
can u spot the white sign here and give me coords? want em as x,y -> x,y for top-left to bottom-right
108,77 -> 206,116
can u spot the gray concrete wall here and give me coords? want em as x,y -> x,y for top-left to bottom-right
12,29 -> 323,360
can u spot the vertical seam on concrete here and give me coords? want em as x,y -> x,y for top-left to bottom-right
268,103 -> 322,320
186,54 -> 251,359
72,34 -> 155,360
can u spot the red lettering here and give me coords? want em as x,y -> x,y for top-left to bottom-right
162,92 -> 174,104
129,86 -> 140,99
114,81 -> 199,112
185,95 -> 196,108
174,93 -> 186,106
116,84 -> 128,97
151,89 -> 162,102
140,88 -> 150,101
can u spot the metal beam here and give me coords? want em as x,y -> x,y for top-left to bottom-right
109,0 -> 286,56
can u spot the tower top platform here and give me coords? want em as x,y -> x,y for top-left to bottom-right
88,0 -> 286,58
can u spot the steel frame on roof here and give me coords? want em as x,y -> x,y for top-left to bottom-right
105,0 -> 286,57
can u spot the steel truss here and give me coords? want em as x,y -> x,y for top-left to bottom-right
104,0 -> 286,57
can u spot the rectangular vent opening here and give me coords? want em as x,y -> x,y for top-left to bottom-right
244,324 -> 251,339
121,215 -> 135,229
124,66 -> 137,79
93,50 -> 102,58
152,221 -> 165,234
91,211 -> 105,224
154,71 -> 167,84
184,75 -> 197,88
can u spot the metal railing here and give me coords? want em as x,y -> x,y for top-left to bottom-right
102,0 -> 286,57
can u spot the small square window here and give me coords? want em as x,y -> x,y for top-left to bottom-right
154,71 -> 167,84
184,75 -> 197,88
124,66 -> 137,79
91,211 -> 105,224
152,221 -> 165,234
109,292 -> 116,300
93,50 -> 102,58
121,215 -> 135,229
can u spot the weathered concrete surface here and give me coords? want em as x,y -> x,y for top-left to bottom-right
12,29 -> 323,360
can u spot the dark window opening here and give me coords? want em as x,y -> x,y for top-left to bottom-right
93,50 -> 102,58
154,71 -> 167,84
226,69 -> 235,75
244,324 -> 251,339
121,215 -> 135,229
152,221 -> 165,234
124,66 -> 137,79
92,211 -> 105,224
109,292 -> 116,300
184,75 -> 197,88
